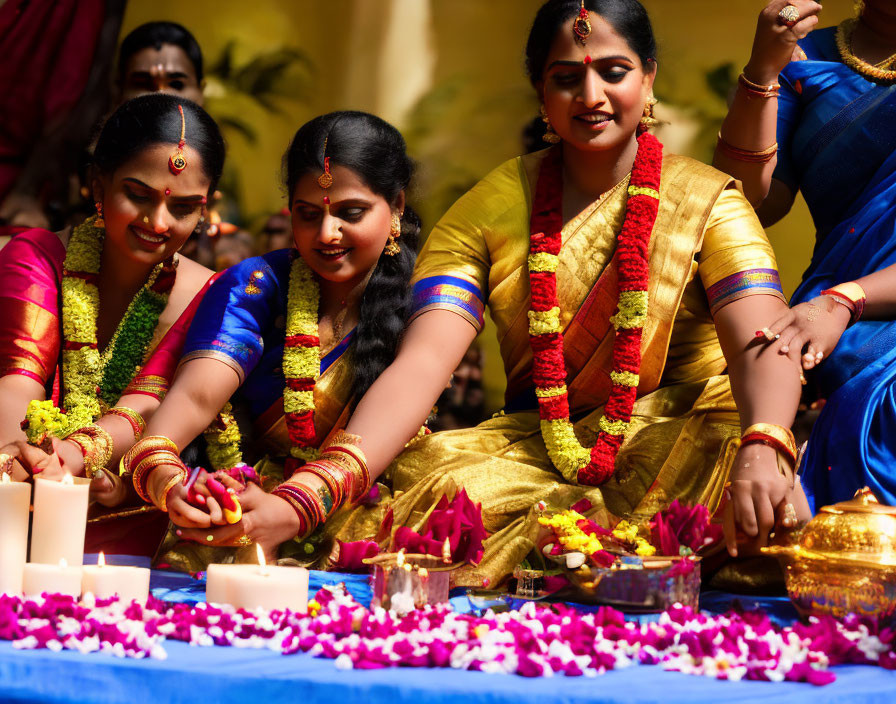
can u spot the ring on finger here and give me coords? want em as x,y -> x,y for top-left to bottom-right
234,535 -> 254,548
777,4 -> 800,27
783,502 -> 798,525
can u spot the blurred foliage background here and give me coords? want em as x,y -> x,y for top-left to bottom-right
122,0 -> 856,410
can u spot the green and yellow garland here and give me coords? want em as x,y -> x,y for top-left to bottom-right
23,216 -> 175,445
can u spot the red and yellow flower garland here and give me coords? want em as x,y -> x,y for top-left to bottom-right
283,254 -> 322,468
527,132 -> 663,486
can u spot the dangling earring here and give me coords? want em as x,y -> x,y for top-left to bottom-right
540,105 -> 561,144
94,201 -> 105,229
640,95 -> 659,130
384,212 -> 401,256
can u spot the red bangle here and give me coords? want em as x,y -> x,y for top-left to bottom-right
741,432 -> 797,467
820,289 -> 864,323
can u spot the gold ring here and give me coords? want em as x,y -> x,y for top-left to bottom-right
777,4 -> 800,27
206,534 -> 215,542
783,502 -> 798,524
234,535 -> 254,547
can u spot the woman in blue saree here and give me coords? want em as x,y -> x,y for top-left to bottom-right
714,0 -> 896,511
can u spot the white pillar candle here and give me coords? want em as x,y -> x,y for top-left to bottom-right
81,553 -> 150,604
22,560 -> 82,598
206,545 -> 308,612
0,474 -> 31,595
30,475 -> 90,566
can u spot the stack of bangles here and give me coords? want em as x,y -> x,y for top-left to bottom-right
67,424 -> 114,479
737,72 -> 779,99
271,432 -> 371,539
740,422 -> 797,485
105,405 -> 146,441
717,133 -> 778,164
820,281 -> 866,324
121,435 -> 187,512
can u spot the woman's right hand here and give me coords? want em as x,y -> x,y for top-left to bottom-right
146,464 -> 220,528
745,0 -> 823,84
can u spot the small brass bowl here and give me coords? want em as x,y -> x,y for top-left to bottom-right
763,488 -> 896,624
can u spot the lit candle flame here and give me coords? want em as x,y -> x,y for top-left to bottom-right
402,562 -> 412,572
396,549 -> 405,568
442,537 -> 452,563
98,551 -> 105,568
59,558 -> 68,568
0,472 -> 9,484
61,472 -> 74,486
256,542 -> 270,576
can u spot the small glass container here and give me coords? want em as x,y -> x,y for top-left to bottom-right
364,551 -> 456,613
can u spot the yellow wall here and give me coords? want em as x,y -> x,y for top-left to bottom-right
121,0 -> 855,409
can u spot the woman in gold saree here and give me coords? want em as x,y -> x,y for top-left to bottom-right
288,0 -> 814,588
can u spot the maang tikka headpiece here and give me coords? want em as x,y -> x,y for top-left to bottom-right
168,105 -> 187,174
318,136 -> 334,212
573,1 -> 592,44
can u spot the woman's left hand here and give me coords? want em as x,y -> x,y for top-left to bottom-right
174,477 -> 301,563
759,296 -> 852,370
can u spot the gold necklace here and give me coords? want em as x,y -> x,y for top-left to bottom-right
836,18 -> 896,84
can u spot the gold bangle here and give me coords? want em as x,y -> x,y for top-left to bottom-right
737,72 -> 780,98
82,424 -> 114,475
69,425 -> 114,479
742,423 -> 796,454
106,406 -> 146,439
741,423 -> 797,486
121,435 -> 179,476
156,469 -> 188,512
717,133 -> 778,163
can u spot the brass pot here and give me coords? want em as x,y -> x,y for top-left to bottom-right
762,488 -> 896,623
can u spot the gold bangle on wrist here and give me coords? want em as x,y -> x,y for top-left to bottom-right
741,423 -> 797,486
69,424 -> 114,478
737,71 -> 780,98
106,406 -> 146,440
156,469 -> 188,512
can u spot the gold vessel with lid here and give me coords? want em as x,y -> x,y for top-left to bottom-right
763,488 -> 896,623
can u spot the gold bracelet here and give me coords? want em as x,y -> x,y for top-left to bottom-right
70,425 -> 114,478
121,435 -> 179,476
741,423 -> 797,486
156,469 -> 188,512
106,406 -> 146,440
737,71 -> 780,98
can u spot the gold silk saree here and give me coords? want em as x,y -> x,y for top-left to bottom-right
339,150 -> 786,587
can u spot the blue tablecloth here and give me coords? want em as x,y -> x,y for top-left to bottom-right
1,559 -> 894,704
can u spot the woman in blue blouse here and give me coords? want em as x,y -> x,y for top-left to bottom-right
714,0 -> 896,510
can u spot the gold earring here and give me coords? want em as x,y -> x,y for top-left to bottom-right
384,212 -> 401,257
94,202 -> 105,229
540,105 -> 561,144
640,95 -> 659,129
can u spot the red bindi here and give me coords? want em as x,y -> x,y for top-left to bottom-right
584,55 -> 592,64
323,196 -> 330,205
165,188 -> 171,196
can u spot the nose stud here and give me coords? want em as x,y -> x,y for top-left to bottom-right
142,216 -> 150,224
